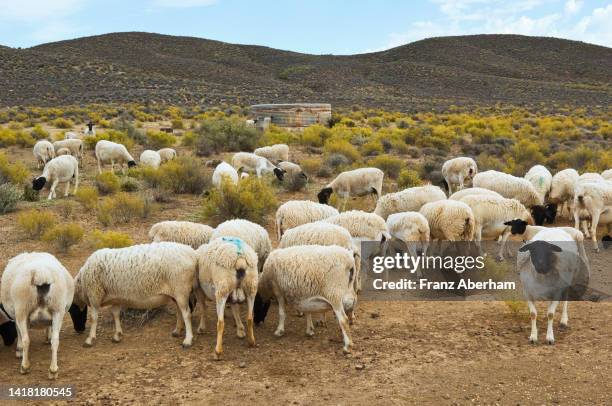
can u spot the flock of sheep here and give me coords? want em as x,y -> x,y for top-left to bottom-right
1,133 -> 611,380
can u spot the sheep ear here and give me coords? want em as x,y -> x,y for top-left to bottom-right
549,243 -> 562,252
518,243 -> 532,253
503,221 -> 512,226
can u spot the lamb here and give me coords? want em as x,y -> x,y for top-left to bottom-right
275,200 -> 339,239
149,221 -> 214,249
374,185 -> 446,220
254,245 -> 357,353
441,157 -> 477,194
55,147 -> 72,156
1,252 -> 75,379
278,161 -> 307,181
71,242 -> 198,348
158,148 -> 177,163
195,237 -> 258,359
473,170 -> 544,208
459,195 -> 532,260
84,122 -> 95,136
549,168 -> 580,220
95,140 -> 137,174
386,212 -> 430,258
32,155 -> 79,200
211,219 -> 272,272
53,139 -> 83,164
212,161 -> 239,188
419,200 -> 475,241
517,229 -> 590,345
0,304 -> 17,346
602,169 -> 612,181
278,221 -> 362,293
324,210 -> 390,244
33,140 -> 56,168
448,187 -> 502,200
254,143 -> 289,163
64,131 -> 79,139
524,165 -> 553,203
231,152 -> 284,180
318,167 -> 384,210
573,181 -> 612,251
139,150 -> 162,169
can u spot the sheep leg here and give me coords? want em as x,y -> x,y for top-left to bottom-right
48,179 -> 59,200
573,205 -> 581,230
560,300 -> 569,328
84,306 -> 99,347
44,327 -> 52,344
305,313 -> 315,336
474,225 -> 483,257
110,159 -> 115,173
581,220 -> 590,238
194,288 -> 207,334
16,317 -> 30,374
172,301 -> 184,337
97,158 -> 102,174
214,295 -> 228,360
589,210 -> 600,252
48,311 -> 63,379
231,304 -> 246,338
110,306 -> 123,343
496,229 -> 511,261
176,296 -> 193,348
274,295 -> 287,337
546,300 -> 559,345
15,324 -> 22,358
527,300 -> 538,344
332,306 -> 352,354
64,181 -> 71,197
73,164 -> 79,195
246,294 -> 256,347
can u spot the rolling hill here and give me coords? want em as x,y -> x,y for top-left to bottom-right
0,32 -> 610,109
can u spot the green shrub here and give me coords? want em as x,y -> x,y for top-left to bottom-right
42,223 -> 84,253
57,200 -> 77,219
30,125 -> 49,140
17,210 -> 57,238
323,139 -> 361,162
0,183 -> 23,214
51,118 -> 74,129
96,172 -> 120,195
120,177 -> 141,192
157,157 -> 209,194
97,193 -> 153,226
201,177 -> 277,225
146,130 -> 176,149
75,186 -> 99,209
22,185 -> 39,202
0,152 -> 30,184
301,125 -> 332,147
194,118 -> 260,156
361,140 -> 384,156
171,119 -> 184,130
397,169 -> 423,189
88,230 -> 133,249
300,158 -> 322,176
181,131 -> 197,147
369,155 -> 404,179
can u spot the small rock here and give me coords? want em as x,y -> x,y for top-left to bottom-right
355,363 -> 365,370
239,361 -> 246,368
370,312 -> 380,319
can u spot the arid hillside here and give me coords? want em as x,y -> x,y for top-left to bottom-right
0,33 -> 610,109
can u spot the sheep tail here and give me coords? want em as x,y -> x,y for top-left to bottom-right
235,257 -> 247,282
463,217 -> 475,240
31,272 -> 52,305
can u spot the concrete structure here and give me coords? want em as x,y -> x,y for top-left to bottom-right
250,103 -> 332,130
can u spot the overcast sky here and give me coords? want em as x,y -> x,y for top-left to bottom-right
0,0 -> 610,53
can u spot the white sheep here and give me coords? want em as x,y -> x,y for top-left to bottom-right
64,131 -> 79,140
32,155 -> 79,200
473,170 -> 544,208
139,150 -> 162,169
84,122 -> 95,136
254,143 -> 289,163
255,245 -> 356,353
386,212 -> 430,259
517,229 -> 590,345
602,169 -> 612,181
448,187 -> 503,200
459,195 -> 532,260
324,210 -> 390,243
33,140 -> 56,168
573,180 -> 612,251
275,200 -> 339,239
158,148 -> 177,163
72,242 -> 198,348
196,237 -> 258,359
318,167 -> 384,210
550,168 -> 579,220
524,165 -> 553,202
149,221 -> 214,249
441,157 -> 477,194
419,200 -> 475,241
212,161 -> 239,188
278,161 -> 307,181
231,152 -> 284,180
95,140 -> 136,174
374,185 -> 447,220
1,252 -> 74,379
211,219 -> 272,272
55,147 -> 72,156
53,139 -> 83,164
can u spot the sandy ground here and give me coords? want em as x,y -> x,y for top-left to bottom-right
0,134 -> 611,405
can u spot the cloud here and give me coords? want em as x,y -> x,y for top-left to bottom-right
151,0 -> 217,8
564,0 -> 583,15
0,0 -> 82,22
